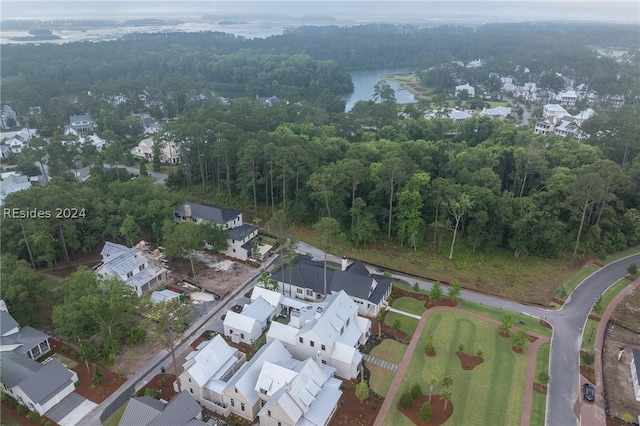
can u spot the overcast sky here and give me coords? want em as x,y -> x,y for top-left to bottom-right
1,0 -> 638,24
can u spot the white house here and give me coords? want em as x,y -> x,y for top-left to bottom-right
482,106 -> 512,119
176,334 -> 247,416
256,358 -> 342,426
266,291 -> 371,379
224,297 -> 276,344
0,172 -> 31,206
448,110 -> 472,122
0,128 -> 38,155
131,136 -> 182,164
272,255 -> 395,317
174,202 -> 259,261
1,105 -> 19,130
542,104 -> 569,122
455,83 -> 475,98
556,90 -> 578,106
0,302 -> 79,416
630,349 -> 640,401
68,114 -> 95,134
534,119 -> 555,136
95,241 -> 170,296
141,116 -> 161,135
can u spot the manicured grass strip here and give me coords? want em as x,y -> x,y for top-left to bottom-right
557,264 -> 599,299
384,311 -> 529,426
598,278 -> 630,310
391,296 -> 426,316
457,300 -> 552,337
530,393 -> 547,426
384,311 -> 419,336
368,363 -> 396,397
370,339 -> 407,364
103,403 -> 127,426
581,319 -> 599,352
534,342 -> 551,380
53,353 -> 78,369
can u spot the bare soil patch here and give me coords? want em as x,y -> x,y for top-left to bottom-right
611,286 -> 640,333
329,379 -> 382,426
37,249 -> 103,278
499,331 -> 510,338
540,320 -> 553,329
397,394 -> 454,426
137,373 -> 178,401
580,366 -> 596,385
551,298 -> 566,305
533,383 -> 548,395
588,314 -> 601,322
425,298 -> 458,309
425,350 -> 436,357
602,323 -> 640,419
456,351 -> 484,370
49,339 -> 126,403
512,346 -> 524,354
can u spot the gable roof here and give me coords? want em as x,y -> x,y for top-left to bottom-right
242,297 -> 275,323
119,397 -> 164,426
1,310 -> 19,335
184,335 -> 238,388
224,340 -> 292,405
228,223 -> 257,240
175,202 -> 240,224
16,358 -> 75,404
224,311 -> 260,334
149,391 -> 203,426
251,287 -> 283,308
255,359 -> 300,397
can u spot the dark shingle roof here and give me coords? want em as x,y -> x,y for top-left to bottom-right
17,359 -> 75,404
1,310 -> 19,335
228,224 -> 257,241
175,202 -> 240,224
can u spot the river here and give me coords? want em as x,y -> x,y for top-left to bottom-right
343,67 -> 417,111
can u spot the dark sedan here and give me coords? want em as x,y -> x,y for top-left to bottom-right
582,383 -> 595,402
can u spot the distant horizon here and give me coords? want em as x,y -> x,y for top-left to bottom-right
1,1 -> 638,24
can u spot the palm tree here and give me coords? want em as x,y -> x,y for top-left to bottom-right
441,375 -> 453,390
441,389 -> 452,411
427,375 -> 439,402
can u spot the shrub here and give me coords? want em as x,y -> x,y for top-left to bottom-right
128,327 -> 146,344
17,404 -> 29,414
144,388 -> 160,398
393,319 -> 401,330
26,411 -> 40,422
410,383 -> 423,399
581,351 -> 595,366
43,421 -> 52,426
628,263 -> 638,276
419,402 -> 432,422
424,335 -> 435,353
430,282 -> 443,301
476,349 -> 483,358
413,282 -> 420,292
458,343 -> 464,352
92,363 -> 104,385
538,371 -> 550,384
399,391 -> 413,409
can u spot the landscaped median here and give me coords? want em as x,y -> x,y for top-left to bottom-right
384,310 -> 530,426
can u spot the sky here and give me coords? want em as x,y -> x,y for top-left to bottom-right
1,0 -> 638,24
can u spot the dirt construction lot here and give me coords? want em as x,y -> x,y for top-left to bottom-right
602,324 -> 640,419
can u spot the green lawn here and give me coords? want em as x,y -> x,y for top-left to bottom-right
384,311 -> 419,336
384,311 -> 530,426
598,278 -> 631,310
103,404 -> 127,426
53,353 -> 78,369
530,342 -> 551,426
456,300 -> 552,337
556,264 -> 599,301
391,297 -> 426,316
368,339 -> 408,396
580,278 -> 630,353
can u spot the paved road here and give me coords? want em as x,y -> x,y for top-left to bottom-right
103,164 -> 168,185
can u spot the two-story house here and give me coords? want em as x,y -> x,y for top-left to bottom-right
272,255 -> 394,316
95,241 -> 169,297
119,391 -> 207,426
174,202 -> 259,261
131,136 -> 182,164
266,291 -> 371,379
455,83 -> 475,98
224,297 -> 276,344
68,114 -> 95,134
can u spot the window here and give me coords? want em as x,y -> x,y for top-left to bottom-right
233,249 -> 236,253
310,340 -> 315,347
188,378 -> 192,383
306,289 -> 313,296
139,264 -> 146,271
126,271 -> 133,278
297,288 -> 303,294
321,360 -> 327,365
261,400 -> 265,407
299,337 -> 304,343
240,333 -> 245,339
321,344 -> 326,351
241,403 -> 245,412
231,399 -> 235,407
267,410 -> 272,417
190,388 -> 193,394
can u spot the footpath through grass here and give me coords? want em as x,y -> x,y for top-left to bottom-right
384,310 -> 529,426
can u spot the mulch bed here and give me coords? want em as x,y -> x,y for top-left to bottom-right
499,331 -> 510,338
398,394 -> 454,426
49,338 -> 126,403
551,298 -> 565,305
190,330 -> 215,350
456,351 -> 484,370
588,314 -> 601,322
533,383 -> 548,395
511,346 -> 524,354
540,320 -> 553,329
580,366 -> 596,385
137,373 -> 178,401
527,334 -> 538,343
369,316 -> 411,344
425,350 -> 436,357
624,275 -> 635,281
391,287 -> 429,302
424,298 -> 458,309
329,380 -> 382,426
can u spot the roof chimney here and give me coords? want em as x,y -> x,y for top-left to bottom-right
184,204 -> 192,218
341,256 -> 348,271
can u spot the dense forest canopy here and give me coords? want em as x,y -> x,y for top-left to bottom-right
1,22 -> 640,271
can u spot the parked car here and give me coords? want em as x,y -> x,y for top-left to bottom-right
582,383 -> 595,402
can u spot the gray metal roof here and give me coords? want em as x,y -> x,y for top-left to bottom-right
149,391 -> 202,426
242,297 -> 275,323
1,310 -> 19,335
634,349 -> 640,381
185,334 -> 238,388
175,202 -> 240,225
228,224 -> 257,241
118,397 -> 164,426
10,326 -> 50,356
18,359 -> 75,403
0,351 -> 40,388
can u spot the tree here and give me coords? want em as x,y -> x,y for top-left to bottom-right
399,391 -> 413,409
447,282 -> 461,301
148,299 -> 192,391
441,375 -> 453,390
0,254 -> 44,323
313,217 -> 342,297
445,192 -> 473,260
419,402 -> 432,422
621,412 -> 634,424
355,380 -> 370,404
511,328 -> 528,351
430,281 -> 443,301
410,383 -> 423,399
139,160 -> 149,177
199,221 -> 229,252
627,262 -> 638,276
258,269 -> 279,292
376,156 -> 410,238
424,335 -> 435,353
440,389 -> 452,411
427,375 -> 439,402
119,215 -> 142,246
164,221 -> 205,286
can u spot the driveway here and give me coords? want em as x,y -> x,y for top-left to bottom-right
45,392 -> 96,426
